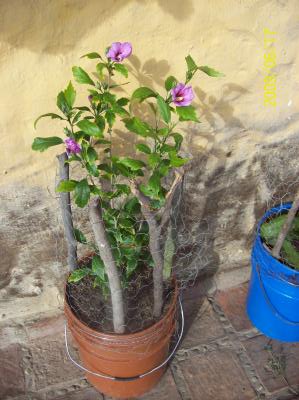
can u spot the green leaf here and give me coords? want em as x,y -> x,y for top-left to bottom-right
124,197 -> 140,214
131,87 -> 157,102
81,52 -> 102,59
126,258 -> 138,278
32,136 -> 63,152
169,153 -> 189,167
117,97 -> 129,106
172,133 -> 183,150
72,110 -> 84,125
86,162 -> 99,177
165,75 -> 178,91
72,66 -> 95,86
74,179 -> 90,208
68,268 -> 90,283
158,128 -> 169,136
74,228 -> 87,244
95,115 -> 105,134
161,144 -> 175,153
77,119 -> 103,137
261,215 -> 288,241
56,179 -> 78,192
136,143 -> 151,154
57,91 -> 71,115
158,159 -> 170,176
156,95 -> 171,124
114,63 -> 128,78
185,55 -> 197,72
64,81 -> 76,108
282,240 -> 299,269
96,63 -> 107,80
176,105 -> 199,122
119,157 -> 146,171
115,184 -> 131,195
113,105 -> 129,118
87,146 -> 98,162
75,106 -> 90,112
140,172 -> 161,198
105,110 -> 115,128
148,153 -> 161,168
198,65 -> 225,77
124,117 -> 152,137
92,255 -> 105,280
148,171 -> 161,195
102,92 -> 116,105
260,215 -> 299,243
34,113 -> 64,129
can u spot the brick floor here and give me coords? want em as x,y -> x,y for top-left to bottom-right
176,347 -> 256,400
182,298 -> 225,348
0,344 -> 25,399
243,335 -> 299,393
215,282 -> 253,331
28,332 -> 83,391
52,387 -> 103,400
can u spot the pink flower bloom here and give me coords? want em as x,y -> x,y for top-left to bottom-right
171,83 -> 194,107
65,138 -> 81,155
107,42 -> 132,63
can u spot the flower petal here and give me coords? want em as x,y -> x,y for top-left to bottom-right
120,42 -> 132,59
107,42 -> 121,61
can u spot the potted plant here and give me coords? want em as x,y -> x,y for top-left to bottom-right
247,195 -> 299,342
32,42 -> 223,398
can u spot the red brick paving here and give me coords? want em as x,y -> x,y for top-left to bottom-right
0,344 -> 25,399
182,298 -> 225,348
243,335 -> 299,393
178,348 -> 256,400
215,282 -> 253,331
29,333 -> 83,390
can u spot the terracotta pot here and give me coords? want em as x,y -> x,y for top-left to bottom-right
64,281 -> 178,399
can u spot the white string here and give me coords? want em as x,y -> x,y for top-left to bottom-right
64,296 -> 184,381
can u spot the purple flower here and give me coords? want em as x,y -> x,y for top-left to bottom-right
64,138 -> 81,155
171,83 -> 194,107
106,42 -> 132,62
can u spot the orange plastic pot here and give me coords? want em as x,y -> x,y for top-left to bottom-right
64,281 -> 178,399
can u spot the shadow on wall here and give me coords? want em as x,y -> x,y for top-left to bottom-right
0,0 -> 194,54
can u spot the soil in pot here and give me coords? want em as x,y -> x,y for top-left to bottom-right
66,267 -> 175,334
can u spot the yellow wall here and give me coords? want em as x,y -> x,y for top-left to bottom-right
1,0 -> 298,188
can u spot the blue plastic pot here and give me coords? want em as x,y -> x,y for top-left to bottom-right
246,203 -> 299,342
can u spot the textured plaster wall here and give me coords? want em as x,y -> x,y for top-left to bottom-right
1,0 -> 299,321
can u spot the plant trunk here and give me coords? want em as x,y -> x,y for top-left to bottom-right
130,183 -> 164,319
57,153 -> 78,271
272,190 -> 299,259
89,197 -> 125,333
145,211 -> 164,318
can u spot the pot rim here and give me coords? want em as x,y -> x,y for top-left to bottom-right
64,273 -> 179,339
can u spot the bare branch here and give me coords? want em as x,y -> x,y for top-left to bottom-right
130,181 -> 164,318
89,197 -> 125,333
160,171 -> 184,230
57,153 -> 78,271
272,189 -> 299,259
